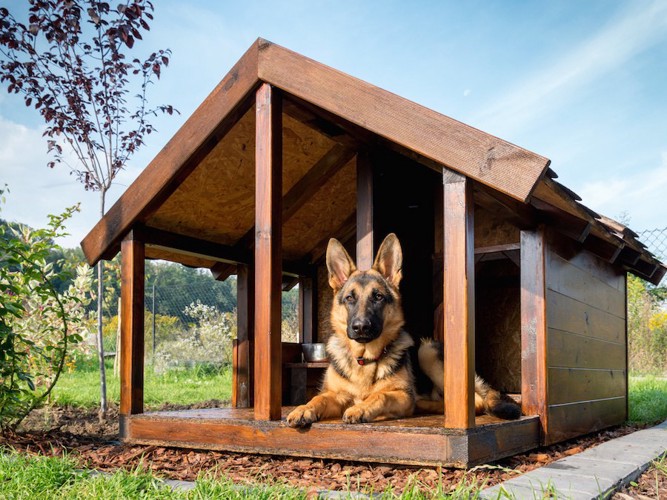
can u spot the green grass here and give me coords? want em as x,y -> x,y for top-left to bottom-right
628,375 -> 667,424
0,451 -> 306,499
51,359 -> 232,408
0,450 -> 493,499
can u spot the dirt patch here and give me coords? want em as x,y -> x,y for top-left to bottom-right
613,458 -> 667,499
0,404 -> 651,495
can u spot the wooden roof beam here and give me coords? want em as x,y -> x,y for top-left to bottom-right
137,225 -> 310,277
306,213 -> 357,266
257,40 -> 551,202
283,97 -> 366,149
141,226 -> 251,264
531,198 -> 592,243
474,183 -> 538,229
628,258 -> 661,284
582,235 -> 624,264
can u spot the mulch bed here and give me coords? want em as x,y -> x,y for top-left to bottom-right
0,403 -> 652,495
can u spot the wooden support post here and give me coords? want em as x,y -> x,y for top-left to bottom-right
233,264 -> 254,408
253,83 -> 283,420
298,276 -> 315,343
442,169 -> 475,429
356,150 -> 374,270
520,227 -> 549,441
120,232 -> 145,419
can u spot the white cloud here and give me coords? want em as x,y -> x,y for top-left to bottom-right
0,117 -> 105,248
475,0 -> 667,135
578,153 -> 667,231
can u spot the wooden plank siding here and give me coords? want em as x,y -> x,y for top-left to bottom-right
543,243 -> 627,444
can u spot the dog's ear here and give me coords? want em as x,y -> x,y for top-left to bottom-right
326,238 -> 356,291
373,233 -> 402,288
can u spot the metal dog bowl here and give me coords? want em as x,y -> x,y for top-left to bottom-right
302,343 -> 328,362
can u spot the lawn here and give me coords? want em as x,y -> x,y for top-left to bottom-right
628,375 -> 667,424
51,359 -> 232,408
0,450 -> 306,499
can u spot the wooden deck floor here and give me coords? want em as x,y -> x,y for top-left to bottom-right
122,407 -> 540,467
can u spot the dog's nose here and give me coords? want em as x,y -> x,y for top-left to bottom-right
351,318 -> 372,335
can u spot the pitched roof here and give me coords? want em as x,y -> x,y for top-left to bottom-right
80,38 -> 666,285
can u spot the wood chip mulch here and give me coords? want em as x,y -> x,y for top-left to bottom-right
0,404 -> 651,495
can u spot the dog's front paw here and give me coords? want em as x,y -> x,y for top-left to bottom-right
342,405 -> 374,424
286,405 -> 318,427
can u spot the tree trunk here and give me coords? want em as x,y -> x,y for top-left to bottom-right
97,191 -> 108,419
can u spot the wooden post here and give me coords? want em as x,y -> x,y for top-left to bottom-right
233,264 -> 253,408
120,232 -> 145,419
253,83 -> 283,420
356,150 -> 374,270
442,169 -> 475,429
520,226 -> 548,440
298,276 -> 315,343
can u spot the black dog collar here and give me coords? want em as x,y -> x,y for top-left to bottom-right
356,346 -> 389,366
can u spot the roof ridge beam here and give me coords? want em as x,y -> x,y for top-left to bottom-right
257,40 -> 551,202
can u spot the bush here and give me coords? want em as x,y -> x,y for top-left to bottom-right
627,275 -> 667,375
154,301 -> 236,372
0,193 -> 91,431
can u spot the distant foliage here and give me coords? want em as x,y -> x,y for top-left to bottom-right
154,302 -> 237,373
627,275 -> 667,375
0,192 -> 92,431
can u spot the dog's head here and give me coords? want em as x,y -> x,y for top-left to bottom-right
326,233 -> 405,344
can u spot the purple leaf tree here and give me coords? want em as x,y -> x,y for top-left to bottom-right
0,0 -> 178,418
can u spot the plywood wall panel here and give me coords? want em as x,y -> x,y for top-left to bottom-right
282,159 -> 356,260
149,108 -> 338,260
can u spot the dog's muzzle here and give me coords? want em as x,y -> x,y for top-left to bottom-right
348,317 -> 381,343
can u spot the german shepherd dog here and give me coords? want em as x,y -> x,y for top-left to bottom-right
285,233 -> 520,427
286,233 -> 415,427
417,338 -> 521,420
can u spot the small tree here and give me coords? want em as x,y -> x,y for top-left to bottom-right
0,1 -> 177,417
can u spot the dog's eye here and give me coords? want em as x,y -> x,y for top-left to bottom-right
344,294 -> 356,303
373,292 -> 385,302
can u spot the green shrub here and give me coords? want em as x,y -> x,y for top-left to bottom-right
628,275 -> 667,375
0,191 -> 91,431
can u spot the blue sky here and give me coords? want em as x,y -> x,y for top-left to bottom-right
1,0 -> 666,248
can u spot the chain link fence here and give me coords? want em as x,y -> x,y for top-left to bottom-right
638,227 -> 667,285
102,277 -> 299,372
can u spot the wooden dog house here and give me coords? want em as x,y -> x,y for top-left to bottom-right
81,39 -> 666,467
